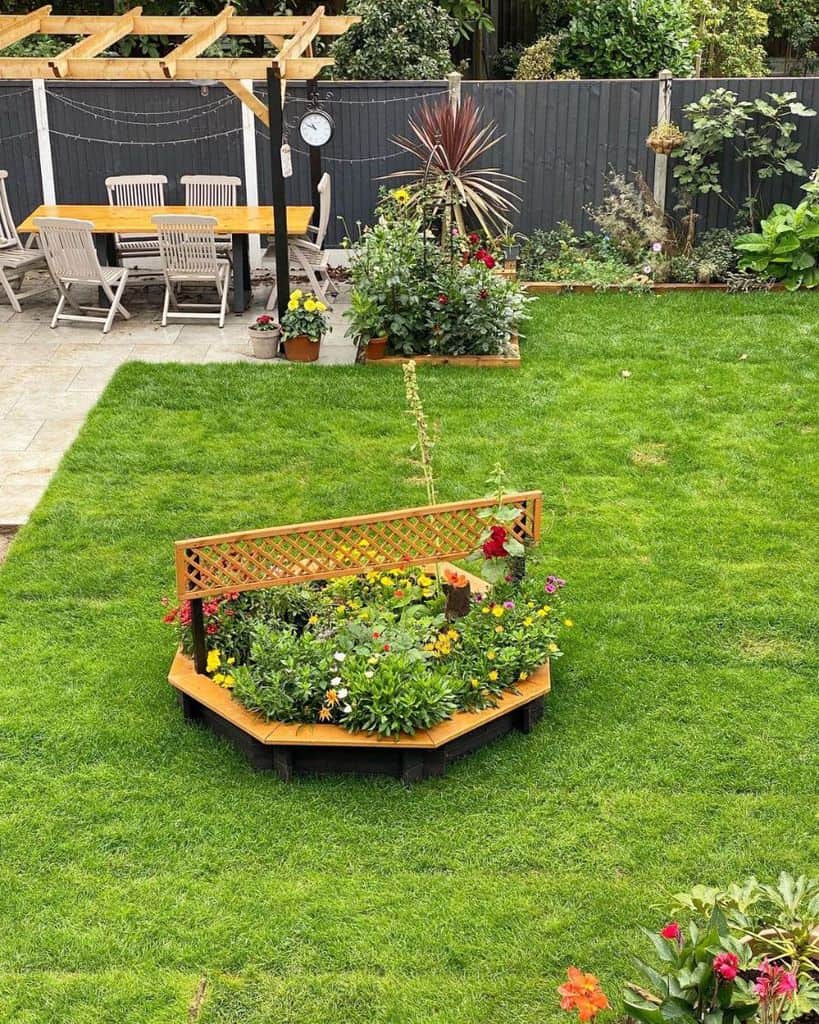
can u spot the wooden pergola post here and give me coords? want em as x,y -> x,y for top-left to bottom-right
267,65 -> 291,324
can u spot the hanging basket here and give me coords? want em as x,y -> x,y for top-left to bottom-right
646,124 -> 685,155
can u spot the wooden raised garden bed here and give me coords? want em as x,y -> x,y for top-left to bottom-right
169,492 -> 547,782
365,335 -> 521,368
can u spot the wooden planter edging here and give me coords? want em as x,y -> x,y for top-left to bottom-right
168,650 -> 551,782
367,336 -> 520,368
523,282 -> 786,295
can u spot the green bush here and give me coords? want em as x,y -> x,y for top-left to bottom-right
690,0 -> 769,76
343,656 -> 458,737
514,35 -> 578,80
735,197 -> 819,290
331,0 -> 456,80
558,0 -> 698,78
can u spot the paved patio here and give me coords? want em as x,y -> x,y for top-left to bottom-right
0,268 -> 355,525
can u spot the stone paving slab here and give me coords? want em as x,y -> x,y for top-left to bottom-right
0,271 -> 355,525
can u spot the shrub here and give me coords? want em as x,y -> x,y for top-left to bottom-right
331,0 -> 456,80
735,197 -> 819,290
343,656 -> 458,737
490,43 -> 525,79
588,172 -> 666,264
759,0 -> 819,74
514,35 -> 579,80
690,0 -> 769,77
429,261 -> 529,356
519,224 -> 640,287
557,0 -> 698,78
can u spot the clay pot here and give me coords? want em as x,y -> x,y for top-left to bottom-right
365,335 -> 388,360
249,325 -> 280,360
283,333 -> 321,363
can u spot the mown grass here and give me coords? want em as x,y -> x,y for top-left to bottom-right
0,293 -> 817,1024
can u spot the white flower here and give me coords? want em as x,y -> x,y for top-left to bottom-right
330,675 -> 341,686
342,704 -> 352,714
642,264 -> 652,275
364,670 -> 374,679
337,687 -> 348,698
333,651 -> 346,662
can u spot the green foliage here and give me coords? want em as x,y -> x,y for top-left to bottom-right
438,0 -> 495,46
489,43 -> 525,79
519,223 -> 641,286
735,198 -> 819,290
587,172 -> 666,264
758,0 -> 819,73
690,0 -> 769,76
343,656 -> 458,736
331,0 -> 456,80
514,34 -> 578,79
557,0 -> 699,78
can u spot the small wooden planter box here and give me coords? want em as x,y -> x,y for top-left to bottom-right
169,493 -> 546,782
366,335 -> 521,368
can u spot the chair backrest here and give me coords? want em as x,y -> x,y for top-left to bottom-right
35,217 -> 102,282
314,172 -> 331,249
105,174 -> 167,207
0,170 -> 22,248
153,214 -> 219,276
180,174 -> 241,207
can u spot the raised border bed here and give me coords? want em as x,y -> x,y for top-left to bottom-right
169,493 -> 547,781
364,336 -> 521,368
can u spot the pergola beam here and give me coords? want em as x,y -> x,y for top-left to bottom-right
222,80 -> 270,127
0,13 -> 357,37
48,7 -> 141,79
0,5 -> 51,51
160,3 -> 235,79
0,56 -> 334,81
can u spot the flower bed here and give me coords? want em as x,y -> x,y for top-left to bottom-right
165,492 -> 566,780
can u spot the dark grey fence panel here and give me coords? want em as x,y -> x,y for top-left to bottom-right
463,79 -> 657,233
668,76 -> 819,229
0,84 -> 41,226
46,82 -> 245,206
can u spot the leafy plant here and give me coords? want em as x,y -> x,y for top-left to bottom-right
689,0 -> 769,77
387,95 -> 521,238
518,223 -> 643,287
758,0 -> 819,74
342,655 -> 458,737
330,0 -> 456,80
438,0 -> 495,46
588,171 -> 666,264
735,199 -> 819,290
557,0 -> 699,78
279,290 -> 329,342
490,43 -> 525,79
514,34 -> 578,79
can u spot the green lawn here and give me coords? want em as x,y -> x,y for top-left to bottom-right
0,293 -> 817,1024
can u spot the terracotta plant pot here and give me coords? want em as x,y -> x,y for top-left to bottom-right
283,333 -> 321,363
364,335 -> 388,360
249,326 -> 280,360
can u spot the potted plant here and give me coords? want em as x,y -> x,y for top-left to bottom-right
279,290 -> 329,363
646,121 -> 685,155
345,289 -> 388,360
248,313 -> 281,359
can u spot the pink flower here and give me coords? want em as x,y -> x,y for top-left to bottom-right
713,952 -> 739,982
438,293 -> 448,305
754,960 -> 798,1001
660,922 -> 681,940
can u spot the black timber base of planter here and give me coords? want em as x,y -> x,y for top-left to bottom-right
178,690 -> 546,783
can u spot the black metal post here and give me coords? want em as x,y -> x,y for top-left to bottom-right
308,79 -> 323,231
190,598 -> 207,674
266,66 -> 291,323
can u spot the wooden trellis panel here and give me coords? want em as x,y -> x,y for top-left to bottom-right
175,492 -> 542,601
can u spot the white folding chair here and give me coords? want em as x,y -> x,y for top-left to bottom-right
0,170 -> 53,312
35,217 -> 130,335
265,172 -> 339,311
180,174 -> 241,257
153,214 -> 230,328
105,174 -> 167,262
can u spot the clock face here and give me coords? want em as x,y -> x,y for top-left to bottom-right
299,110 -> 334,148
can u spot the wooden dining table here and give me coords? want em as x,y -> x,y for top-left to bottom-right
18,204 -> 314,314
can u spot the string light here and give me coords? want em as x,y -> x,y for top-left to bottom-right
280,89 -> 449,106
46,90 -> 240,125
49,126 -> 245,146
0,87 -> 36,103
0,130 -> 35,144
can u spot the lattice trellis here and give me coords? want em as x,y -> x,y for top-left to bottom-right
175,493 -> 542,600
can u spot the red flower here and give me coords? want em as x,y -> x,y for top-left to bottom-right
483,253 -> 496,269
558,967 -> 610,1022
163,609 -> 178,624
660,922 -> 681,941
713,952 -> 739,981
383,643 -> 391,651
438,293 -> 448,305
394,589 -> 404,598
468,232 -> 480,244
206,623 -> 218,635
479,288 -> 488,300
482,524 -> 509,559
372,631 -> 381,639
256,314 -> 272,325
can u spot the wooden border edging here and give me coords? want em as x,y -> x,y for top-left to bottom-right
367,336 -> 520,368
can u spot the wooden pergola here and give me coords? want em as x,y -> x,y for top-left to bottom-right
0,5 -> 359,319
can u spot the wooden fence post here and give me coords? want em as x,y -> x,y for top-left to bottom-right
653,69 -> 673,213
31,79 -> 56,205
447,71 -> 462,112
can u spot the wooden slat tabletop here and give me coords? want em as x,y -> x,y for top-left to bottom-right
18,204 -> 314,236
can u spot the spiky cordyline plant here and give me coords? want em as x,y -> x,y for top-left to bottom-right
384,95 -> 521,239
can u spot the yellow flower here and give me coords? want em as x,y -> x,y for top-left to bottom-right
536,608 -> 547,618
391,187 -> 410,203
287,298 -> 298,311
481,606 -> 491,615
315,301 -> 327,312
304,298 -> 317,312
548,642 -> 559,653
213,672 -> 225,684
486,650 -> 496,661
447,629 -> 458,640
226,656 -> 235,665
335,605 -> 347,616
380,576 -> 393,587
291,289 -> 303,299
542,605 -> 552,614
470,677 -> 480,689
491,605 -> 504,618
318,706 -> 333,722
223,674 -> 235,688
418,574 -> 433,587
495,625 -> 504,634
487,670 -> 499,682
358,538 -> 370,549
523,616 -> 534,627
518,671 -> 529,681
206,650 -> 221,673
422,589 -> 433,598
564,618 -> 574,627
308,614 -> 319,625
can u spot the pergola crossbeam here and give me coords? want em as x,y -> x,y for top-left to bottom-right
0,5 -> 51,51
48,7 -> 141,79
160,3 -> 235,79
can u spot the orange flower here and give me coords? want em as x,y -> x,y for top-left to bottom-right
318,706 -> 333,722
444,568 -> 468,588
558,967 -> 610,1022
